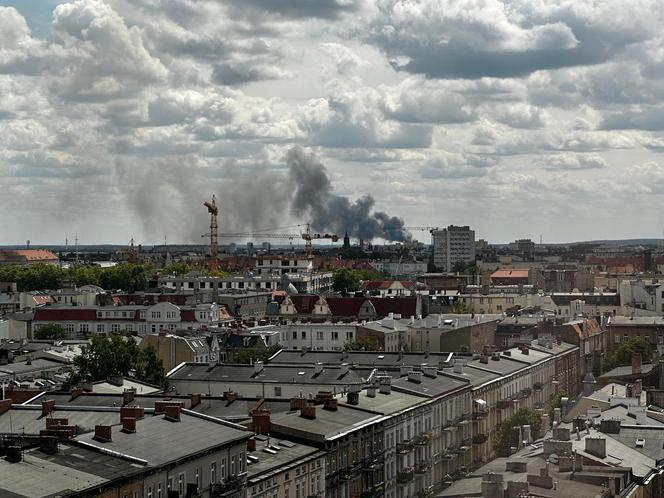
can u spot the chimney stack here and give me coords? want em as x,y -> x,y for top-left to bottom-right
408,371 -> 423,383
190,393 -> 201,409
122,417 -> 137,433
224,390 -> 238,402
247,438 -> 256,451
314,362 -> 323,375
254,360 -> 264,374
122,389 -> 135,406
300,405 -> 316,419
324,398 -> 338,411
94,425 -> 112,443
379,376 -> 392,395
251,409 -> 271,433
41,400 -> 56,417
347,385 -> 361,405
367,384 -> 377,398
632,352 -> 642,376
164,405 -> 181,422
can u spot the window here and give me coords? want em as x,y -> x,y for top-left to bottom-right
195,468 -> 200,488
231,455 -> 236,476
301,331 -> 306,340
346,331 -> 353,340
293,331 -> 297,340
211,462 -> 217,483
157,483 -> 162,498
80,323 -> 89,333
65,323 -> 75,334
167,478 -> 173,491
332,331 -> 338,340
274,386 -> 282,396
178,472 -> 185,496
240,452 -> 246,472
316,331 -> 323,340
221,458 -> 226,478
147,487 -> 152,498
96,324 -> 105,333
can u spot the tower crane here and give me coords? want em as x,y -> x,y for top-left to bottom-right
212,224 -> 339,259
203,195 -> 218,273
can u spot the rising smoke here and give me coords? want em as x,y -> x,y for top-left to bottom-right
286,147 -> 410,241
117,147 -> 410,243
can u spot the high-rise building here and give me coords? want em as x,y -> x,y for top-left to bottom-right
432,225 -> 475,272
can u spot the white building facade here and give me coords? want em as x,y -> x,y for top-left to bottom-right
432,226 -> 475,272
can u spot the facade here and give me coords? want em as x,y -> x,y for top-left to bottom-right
432,226 -> 475,272
607,315 -> 664,355
160,271 -> 334,294
249,321 -> 358,351
369,259 -> 428,277
142,333 -> 214,371
246,435 -> 327,498
32,302 -> 227,338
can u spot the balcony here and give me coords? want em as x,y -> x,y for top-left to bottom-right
533,382 -> 543,391
497,399 -> 512,410
363,456 -> 384,472
414,462 -> 431,474
397,441 -> 415,454
472,411 -> 487,420
210,472 -> 247,498
397,468 -> 414,485
414,433 -> 432,446
360,483 -> 385,498
472,433 -> 488,445
520,388 -> 532,398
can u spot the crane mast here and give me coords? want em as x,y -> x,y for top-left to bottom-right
203,195 -> 218,273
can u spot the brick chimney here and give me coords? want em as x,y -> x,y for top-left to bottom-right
122,389 -> 135,406
164,404 -> 181,422
94,425 -> 112,442
324,398 -> 338,411
122,417 -> 137,433
0,399 -> 11,415
300,405 -> 316,419
632,352 -> 642,376
247,438 -> 256,451
290,397 -> 307,411
70,388 -> 83,401
41,399 -> 56,417
190,393 -> 201,409
120,406 -> 144,422
224,390 -> 238,402
251,408 -> 271,434
154,400 -> 184,415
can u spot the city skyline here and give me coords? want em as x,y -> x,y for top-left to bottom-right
2,0 -> 664,245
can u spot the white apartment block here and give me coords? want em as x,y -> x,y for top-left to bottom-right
432,225 -> 475,272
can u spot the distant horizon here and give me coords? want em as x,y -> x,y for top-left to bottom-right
2,236 -> 664,249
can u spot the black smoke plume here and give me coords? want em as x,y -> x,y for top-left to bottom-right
285,147 -> 410,241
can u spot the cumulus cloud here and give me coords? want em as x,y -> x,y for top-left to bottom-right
366,0 -> 659,79
539,152 -> 608,171
4,0 -> 664,244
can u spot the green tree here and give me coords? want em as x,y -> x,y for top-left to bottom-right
0,263 -> 66,291
549,389 -> 569,422
135,346 -> 168,388
604,337 -> 653,371
161,262 -> 190,276
71,334 -> 167,388
98,263 -> 149,292
451,300 -> 473,314
333,268 -> 361,294
346,339 -> 381,351
228,344 -> 282,364
493,407 -> 542,456
73,265 -> 102,287
34,323 -> 67,340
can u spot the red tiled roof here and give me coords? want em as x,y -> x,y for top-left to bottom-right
34,308 -> 98,321
288,295 -> 320,314
12,250 -> 59,261
491,268 -> 529,279
369,297 -> 417,318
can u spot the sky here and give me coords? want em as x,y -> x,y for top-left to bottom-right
2,0 -> 664,246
